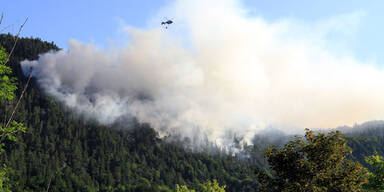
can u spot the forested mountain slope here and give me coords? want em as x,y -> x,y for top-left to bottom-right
2,34 -> 384,192
0,34 -> 259,192
342,122 -> 384,166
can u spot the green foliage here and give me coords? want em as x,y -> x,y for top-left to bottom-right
0,122 -> 25,154
0,46 -> 7,64
0,43 -> 25,192
198,179 -> 226,192
364,154 -> 384,191
158,185 -> 172,192
0,121 -> 25,142
0,165 -> 11,192
175,184 -> 195,192
0,46 -> 16,101
176,180 -> 226,192
260,129 -> 369,192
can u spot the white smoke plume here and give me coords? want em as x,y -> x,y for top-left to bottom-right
21,0 -> 384,147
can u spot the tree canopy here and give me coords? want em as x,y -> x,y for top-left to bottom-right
175,179 -> 226,192
364,154 -> 384,191
260,129 -> 369,192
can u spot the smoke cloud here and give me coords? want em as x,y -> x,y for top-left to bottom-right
21,0 -> 384,147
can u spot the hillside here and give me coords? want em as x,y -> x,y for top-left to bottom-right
1,34 -> 384,191
0,34 -> 259,192
341,122 -> 384,166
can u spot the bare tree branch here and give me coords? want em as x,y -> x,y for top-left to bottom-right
0,13 -> 15,33
5,17 -> 28,66
46,163 -> 67,192
0,24 -> 13,33
0,13 -> 3,26
1,16 -> 29,129
4,73 -> 32,129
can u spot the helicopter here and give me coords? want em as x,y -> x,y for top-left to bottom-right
161,19 -> 173,29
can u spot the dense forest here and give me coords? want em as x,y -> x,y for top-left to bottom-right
0,34 -> 260,192
0,34 -> 384,191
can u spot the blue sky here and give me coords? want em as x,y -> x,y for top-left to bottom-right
245,0 -> 384,64
3,0 -> 384,63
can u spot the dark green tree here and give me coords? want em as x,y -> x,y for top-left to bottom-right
260,129 -> 369,192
